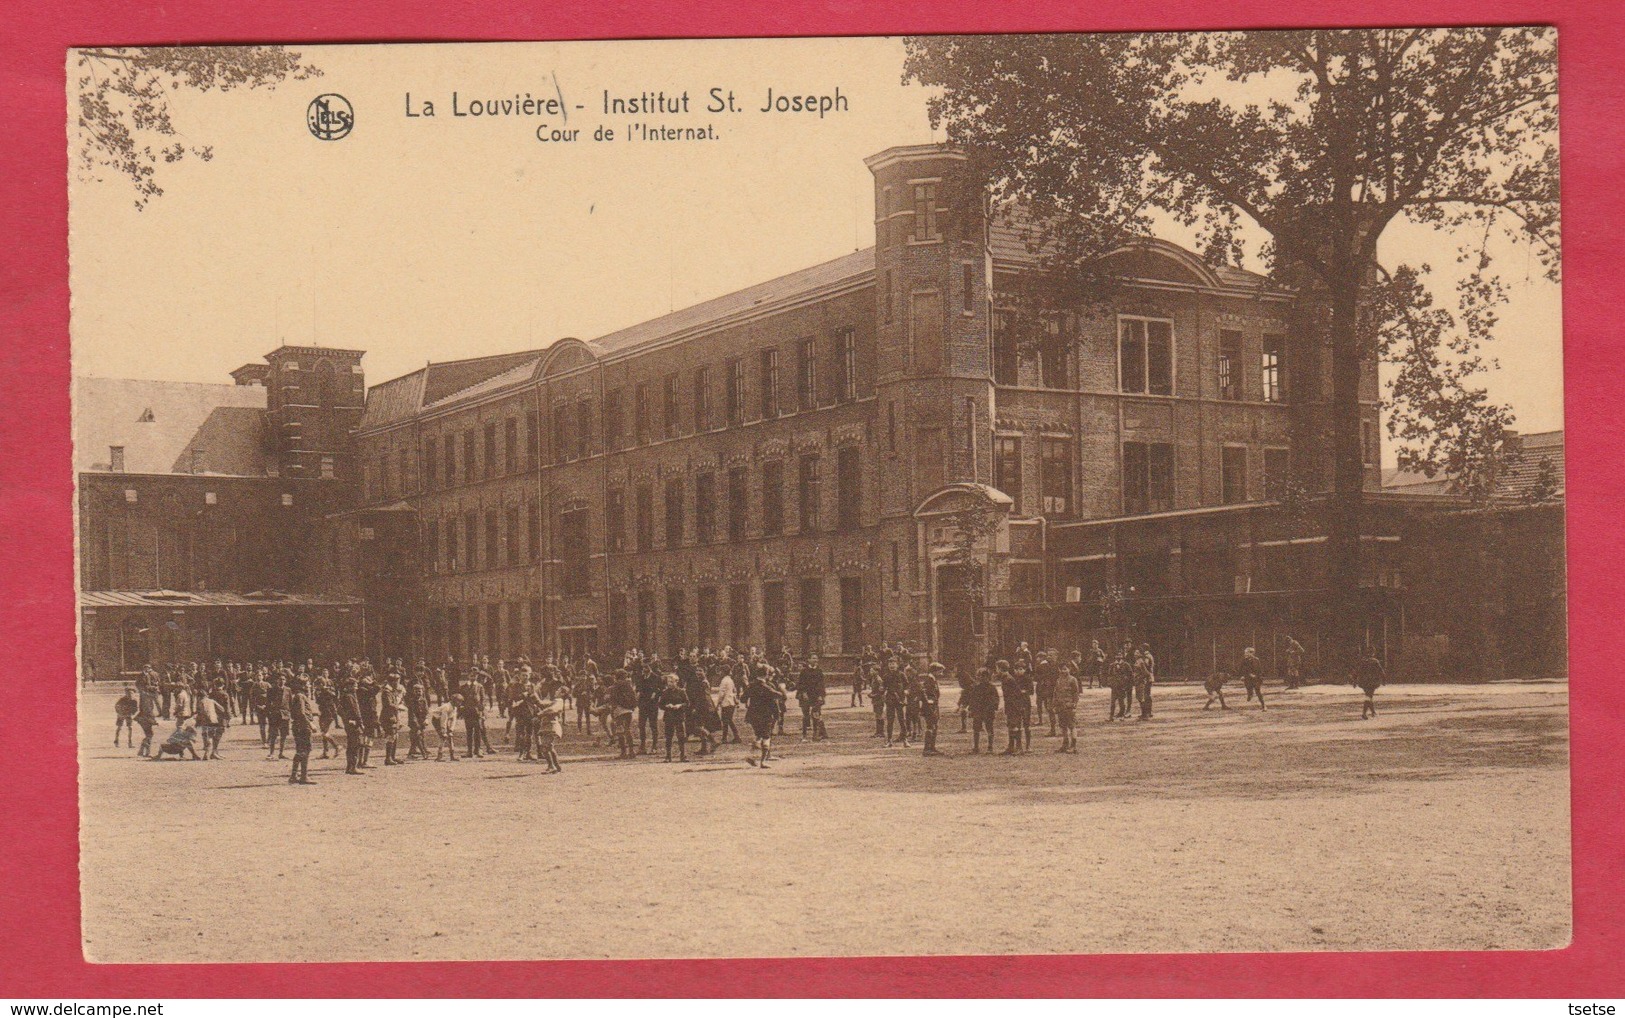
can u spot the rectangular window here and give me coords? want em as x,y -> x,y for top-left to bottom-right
798,577 -> 824,653
321,454 -> 336,480
527,499 -> 541,562
1119,317 -> 1173,395
994,435 -> 1022,508
575,399 -> 593,459
464,511 -> 479,570
1264,447 -> 1292,500
759,348 -> 779,419
1040,436 -> 1072,518
463,431 -> 477,482
1123,441 -> 1176,514
606,487 -> 626,553
424,521 -> 439,574
726,357 -> 744,426
1040,316 -> 1069,389
911,292 -> 944,374
1222,445 -> 1249,504
727,466 -> 748,543
443,438 -> 456,486
551,406 -> 567,464
891,541 -> 902,591
504,417 -> 518,474
763,581 -> 786,654
604,388 -> 624,449
445,517 -> 459,571
637,588 -> 656,651
962,263 -> 975,312
697,586 -> 719,650
505,507 -> 520,567
1219,330 -> 1241,400
635,484 -> 654,553
836,445 -> 862,531
837,327 -> 858,401
607,593 -> 627,655
1262,334 -> 1285,403
635,383 -> 651,445
695,473 -> 717,544
558,508 -> 590,596
665,477 -> 685,547
915,427 -> 945,497
762,460 -> 785,536
527,410 -> 540,471
693,367 -> 711,431
992,310 -> 1018,386
729,583 -> 751,649
487,604 -> 501,657
423,437 -> 438,488
840,576 -> 863,653
108,446 -> 125,472
912,182 -> 938,241
664,375 -> 681,438
797,337 -> 817,411
483,423 -> 497,480
485,510 -> 499,571
798,453 -> 822,533
666,588 -> 686,659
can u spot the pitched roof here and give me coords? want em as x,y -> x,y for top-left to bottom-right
74,377 -> 268,476
1382,430 -> 1565,502
359,350 -> 547,430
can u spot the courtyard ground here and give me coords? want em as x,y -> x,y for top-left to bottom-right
78,679 -> 1570,963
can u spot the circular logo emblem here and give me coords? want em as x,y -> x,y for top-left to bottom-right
306,93 -> 354,141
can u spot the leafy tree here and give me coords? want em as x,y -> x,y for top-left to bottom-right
75,46 -> 322,209
905,29 -> 1558,666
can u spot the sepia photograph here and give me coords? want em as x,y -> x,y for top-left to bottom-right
68,32 -> 1567,964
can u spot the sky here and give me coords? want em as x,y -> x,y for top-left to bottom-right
68,37 -> 1564,451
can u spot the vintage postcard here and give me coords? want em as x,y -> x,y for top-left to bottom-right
69,34 -> 1567,963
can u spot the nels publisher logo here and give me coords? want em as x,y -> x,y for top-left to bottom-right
307,93 -> 354,141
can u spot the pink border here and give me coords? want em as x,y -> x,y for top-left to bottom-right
3,0 -> 1620,997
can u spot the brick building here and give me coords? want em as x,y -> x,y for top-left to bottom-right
75,347 -> 367,679
340,143 -> 1398,675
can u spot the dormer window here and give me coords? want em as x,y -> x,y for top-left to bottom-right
137,409 -> 154,423
109,446 -> 125,472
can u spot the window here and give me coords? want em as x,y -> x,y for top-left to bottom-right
1262,335 -> 1285,403
727,466 -> 748,543
527,499 -> 541,562
320,455 -> 335,480
552,407 -> 567,463
635,383 -> 651,446
557,508 -> 590,596
483,424 -> 497,479
759,348 -> 779,419
693,367 -> 711,431
423,437 -> 437,488
837,327 -> 857,401
763,581 -> 786,653
485,510 -> 499,570
911,292 -> 944,374
993,311 -> 1018,385
726,357 -> 744,426
1123,441 -> 1175,514
464,511 -> 479,570
665,477 -> 685,547
729,583 -> 751,648
504,417 -> 518,474
445,517 -> 459,571
891,541 -> 903,591
797,337 -> 817,411
994,435 -> 1022,508
1119,317 -> 1174,395
882,270 -> 894,323
1264,447 -> 1292,500
840,576 -> 863,653
526,411 -> 540,470
575,399 -> 593,459
635,484 -> 654,552
912,182 -> 938,241
637,589 -> 656,651
697,586 -> 719,650
666,588 -> 686,658
1040,436 -> 1072,518
695,473 -> 717,544
836,445 -> 862,531
799,577 -> 824,653
1222,445 -> 1249,504
505,508 -> 520,567
664,375 -> 680,438
914,427 -> 945,497
606,488 -> 626,553
798,453 -> 822,532
762,460 -> 785,536
425,522 -> 440,574
1040,316 -> 1069,389
962,263 -> 975,312
607,593 -> 628,654
603,389 -> 623,449
1218,330 -> 1242,400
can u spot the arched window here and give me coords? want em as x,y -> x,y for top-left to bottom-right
312,359 -> 337,407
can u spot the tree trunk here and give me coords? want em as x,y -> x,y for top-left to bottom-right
1327,275 -> 1366,676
